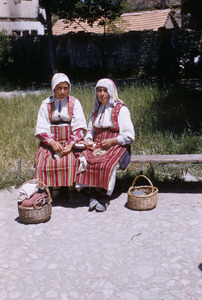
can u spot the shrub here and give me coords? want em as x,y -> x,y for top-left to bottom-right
0,30 -> 14,75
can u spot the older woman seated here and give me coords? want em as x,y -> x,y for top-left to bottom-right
34,73 -> 87,192
75,78 -> 135,212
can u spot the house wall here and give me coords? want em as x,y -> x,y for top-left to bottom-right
0,0 -> 45,36
0,20 -> 45,35
0,0 -> 38,18
165,15 -> 176,29
10,29 -> 202,82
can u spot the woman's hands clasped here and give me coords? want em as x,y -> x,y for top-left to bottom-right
99,138 -> 117,150
62,143 -> 73,155
49,140 -> 63,153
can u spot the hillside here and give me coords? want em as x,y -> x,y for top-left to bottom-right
125,0 -> 181,12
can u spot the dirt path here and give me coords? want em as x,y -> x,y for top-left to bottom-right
0,187 -> 202,299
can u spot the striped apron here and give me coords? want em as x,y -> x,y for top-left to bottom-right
34,124 -> 78,187
76,103 -> 128,190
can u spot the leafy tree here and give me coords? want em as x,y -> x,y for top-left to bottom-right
75,1 -> 125,33
39,0 -> 125,74
39,1 -> 79,73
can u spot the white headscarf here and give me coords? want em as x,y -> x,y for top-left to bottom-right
93,78 -> 123,112
51,73 -> 71,95
93,78 -> 124,128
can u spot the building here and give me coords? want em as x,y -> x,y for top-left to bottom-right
0,0 -> 45,36
53,9 -> 180,35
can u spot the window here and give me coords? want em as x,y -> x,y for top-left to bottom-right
12,30 -> 21,37
31,30 -> 37,36
23,30 -> 29,36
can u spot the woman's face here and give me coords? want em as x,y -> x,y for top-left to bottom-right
54,82 -> 69,100
96,86 -> 110,105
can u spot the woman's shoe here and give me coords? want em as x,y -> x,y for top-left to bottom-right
95,201 -> 109,212
89,198 -> 98,211
51,187 -> 61,199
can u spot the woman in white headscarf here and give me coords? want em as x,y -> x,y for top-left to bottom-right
34,73 -> 87,190
75,78 -> 135,212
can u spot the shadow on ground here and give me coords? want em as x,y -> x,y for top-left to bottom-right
51,188 -> 89,208
115,175 -> 202,195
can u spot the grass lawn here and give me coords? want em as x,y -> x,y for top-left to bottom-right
0,83 -> 201,189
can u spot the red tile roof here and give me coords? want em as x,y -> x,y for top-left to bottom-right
53,9 -> 177,35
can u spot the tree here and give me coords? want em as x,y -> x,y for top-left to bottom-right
39,0 -> 125,74
75,1 -> 125,34
181,0 -> 202,29
66,1 -> 125,68
39,1 -> 79,74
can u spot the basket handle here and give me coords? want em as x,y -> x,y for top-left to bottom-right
131,175 -> 154,193
21,179 -> 52,202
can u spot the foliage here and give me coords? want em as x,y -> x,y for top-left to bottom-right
0,30 -> 14,75
39,0 -> 79,19
182,0 -> 202,14
106,17 -> 127,34
122,0 -> 178,12
39,1 -> 125,73
74,0 -> 125,27
51,15 -> 59,26
40,0 -> 125,23
181,0 -> 202,29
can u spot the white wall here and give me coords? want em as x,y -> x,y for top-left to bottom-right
0,0 -> 46,35
0,20 -> 45,35
0,0 -> 38,18
165,15 -> 176,29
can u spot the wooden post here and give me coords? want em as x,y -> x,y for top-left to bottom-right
17,157 -> 21,185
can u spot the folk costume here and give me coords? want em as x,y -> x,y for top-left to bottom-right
76,79 -> 135,196
34,73 -> 87,187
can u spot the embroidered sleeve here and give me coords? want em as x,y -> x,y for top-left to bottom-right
117,106 -> 135,145
69,128 -> 85,144
36,132 -> 54,145
35,100 -> 52,136
85,114 -> 95,141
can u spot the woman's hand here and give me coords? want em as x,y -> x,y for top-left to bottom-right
49,140 -> 63,153
78,140 -> 91,147
78,140 -> 93,148
62,143 -> 73,155
100,138 -> 118,150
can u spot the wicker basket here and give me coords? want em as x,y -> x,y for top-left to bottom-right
127,175 -> 158,211
18,179 -> 52,224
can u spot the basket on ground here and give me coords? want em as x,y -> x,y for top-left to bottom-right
18,179 -> 52,224
127,175 -> 158,211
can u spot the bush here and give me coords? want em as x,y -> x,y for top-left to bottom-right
0,30 -> 14,76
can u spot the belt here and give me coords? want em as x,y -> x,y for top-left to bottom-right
51,121 -> 70,125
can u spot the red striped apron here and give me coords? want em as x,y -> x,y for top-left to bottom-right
76,103 -> 127,190
34,125 -> 78,187
34,96 -> 77,187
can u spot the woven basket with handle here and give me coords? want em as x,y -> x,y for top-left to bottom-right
18,179 -> 52,224
127,175 -> 158,211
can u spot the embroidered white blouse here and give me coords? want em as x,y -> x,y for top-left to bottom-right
85,103 -> 135,145
35,96 -> 87,144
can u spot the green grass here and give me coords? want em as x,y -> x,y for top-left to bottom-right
0,83 -> 201,188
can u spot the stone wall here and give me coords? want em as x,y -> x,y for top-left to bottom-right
11,29 -> 202,83
53,30 -> 160,79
